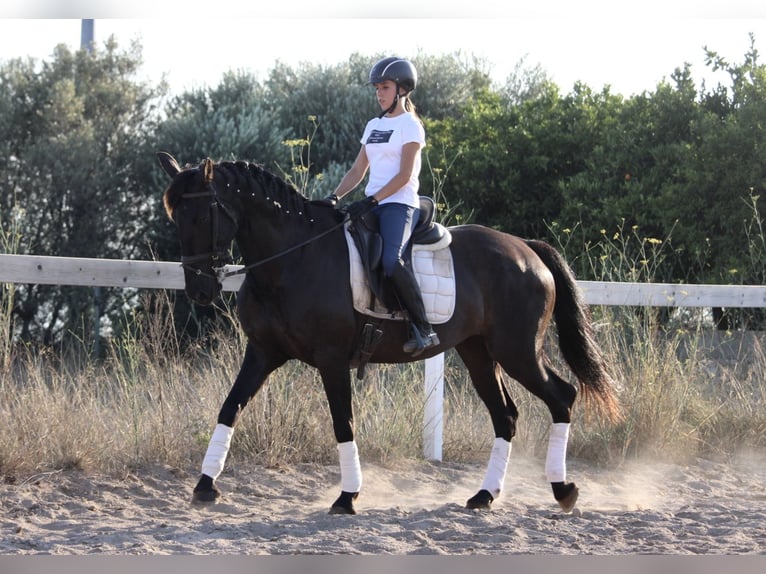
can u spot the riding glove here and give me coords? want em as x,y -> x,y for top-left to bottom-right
345,196 -> 378,220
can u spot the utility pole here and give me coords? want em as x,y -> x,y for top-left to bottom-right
81,19 -> 101,357
81,19 -> 94,52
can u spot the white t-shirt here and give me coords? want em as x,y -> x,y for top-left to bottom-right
360,112 -> 425,209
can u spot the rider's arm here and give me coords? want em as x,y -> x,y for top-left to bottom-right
334,146 -> 369,199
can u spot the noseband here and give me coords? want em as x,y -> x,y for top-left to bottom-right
178,178 -> 237,283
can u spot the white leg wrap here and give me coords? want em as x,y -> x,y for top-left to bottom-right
338,440 -> 362,493
200,423 -> 234,480
545,423 -> 570,483
480,437 -> 512,499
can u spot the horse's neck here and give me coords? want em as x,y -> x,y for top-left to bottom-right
233,169 -> 336,270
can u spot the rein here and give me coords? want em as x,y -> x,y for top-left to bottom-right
220,219 -> 346,279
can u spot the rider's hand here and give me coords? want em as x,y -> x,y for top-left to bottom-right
344,196 -> 378,220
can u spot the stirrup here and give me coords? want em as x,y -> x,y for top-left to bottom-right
403,329 -> 440,357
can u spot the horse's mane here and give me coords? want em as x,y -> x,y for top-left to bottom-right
164,159 -> 337,224
217,160 -> 308,214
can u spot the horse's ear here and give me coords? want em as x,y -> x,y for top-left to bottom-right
203,158 -> 215,183
157,151 -> 182,178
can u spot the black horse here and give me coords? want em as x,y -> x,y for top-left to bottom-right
157,152 -> 620,515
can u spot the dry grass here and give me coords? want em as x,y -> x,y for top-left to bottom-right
564,308 -> 766,466
0,292 -> 765,481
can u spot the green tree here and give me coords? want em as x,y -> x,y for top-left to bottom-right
673,36 -> 766,287
261,55 -> 373,179
427,79 -> 595,239
0,37 -> 166,347
666,37 -> 766,327
156,70 -> 290,167
557,68 -> 700,283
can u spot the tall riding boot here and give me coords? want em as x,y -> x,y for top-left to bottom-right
390,263 -> 440,357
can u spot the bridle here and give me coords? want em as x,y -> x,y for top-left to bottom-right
178,161 -> 347,284
178,169 -> 237,282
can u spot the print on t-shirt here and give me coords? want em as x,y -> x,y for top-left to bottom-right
366,129 -> 394,144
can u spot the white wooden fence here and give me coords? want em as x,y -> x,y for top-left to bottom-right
4,253 -> 765,307
3,253 -> 766,461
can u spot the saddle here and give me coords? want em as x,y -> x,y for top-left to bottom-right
347,196 -> 448,312
347,196 -> 453,379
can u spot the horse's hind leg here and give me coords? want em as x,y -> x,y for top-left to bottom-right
456,336 -> 519,510
192,342 -> 285,504
541,367 -> 579,512
503,353 -> 580,512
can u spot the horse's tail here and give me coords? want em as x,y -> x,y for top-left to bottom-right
525,239 -> 621,423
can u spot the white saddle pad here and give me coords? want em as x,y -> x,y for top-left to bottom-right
344,225 -> 456,324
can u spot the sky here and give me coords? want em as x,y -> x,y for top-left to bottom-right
0,2 -> 765,98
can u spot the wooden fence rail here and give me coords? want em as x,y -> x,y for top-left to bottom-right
3,254 -> 766,308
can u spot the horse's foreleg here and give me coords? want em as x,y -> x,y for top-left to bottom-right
319,365 -> 360,515
329,440 -> 362,514
192,423 -> 235,502
192,343 -> 283,504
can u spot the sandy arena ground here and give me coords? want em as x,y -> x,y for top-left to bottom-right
1,452 -> 765,555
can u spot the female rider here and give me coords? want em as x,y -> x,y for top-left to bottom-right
327,56 -> 439,357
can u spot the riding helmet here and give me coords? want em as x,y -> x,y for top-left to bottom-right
368,57 -> 418,93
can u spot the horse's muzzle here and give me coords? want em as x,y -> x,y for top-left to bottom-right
185,277 -> 221,306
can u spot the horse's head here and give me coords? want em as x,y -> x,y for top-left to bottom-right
158,152 -> 239,306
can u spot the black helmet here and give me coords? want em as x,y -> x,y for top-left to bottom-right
368,57 -> 417,94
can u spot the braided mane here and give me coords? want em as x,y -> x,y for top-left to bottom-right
163,158 -> 329,223
216,160 -> 311,217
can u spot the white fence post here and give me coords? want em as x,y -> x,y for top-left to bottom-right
423,353 -> 445,461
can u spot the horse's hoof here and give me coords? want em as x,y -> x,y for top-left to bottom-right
552,481 -> 579,513
191,474 -> 221,505
466,489 -> 494,510
191,489 -> 220,504
329,491 -> 358,515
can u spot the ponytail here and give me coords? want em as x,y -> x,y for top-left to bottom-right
404,97 -> 419,120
